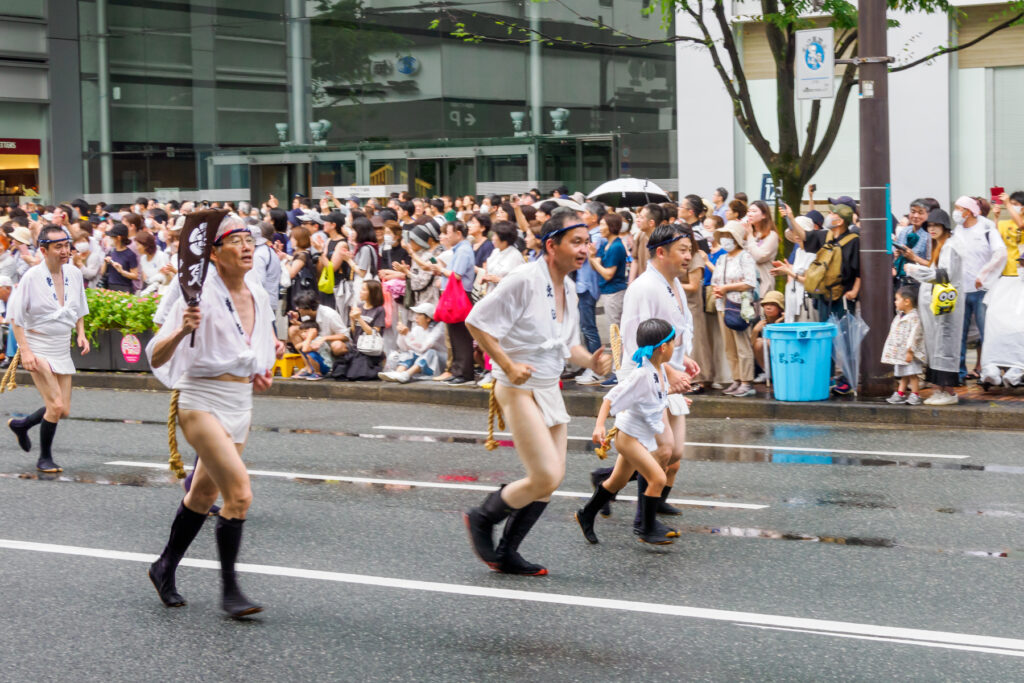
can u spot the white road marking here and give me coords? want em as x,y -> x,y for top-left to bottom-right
104,461 -> 768,510
373,425 -> 969,460
739,624 -> 1024,658
2,537 -> 1022,658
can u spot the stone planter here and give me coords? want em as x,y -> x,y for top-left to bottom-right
73,330 -> 115,371
110,330 -> 154,372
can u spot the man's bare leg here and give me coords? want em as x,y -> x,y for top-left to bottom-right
150,410 -> 261,617
465,383 -> 564,575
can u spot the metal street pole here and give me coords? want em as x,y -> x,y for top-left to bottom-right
857,0 -> 893,396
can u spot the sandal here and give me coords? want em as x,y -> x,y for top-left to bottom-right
965,372 -> 980,381
293,368 -> 312,378
688,384 -> 706,394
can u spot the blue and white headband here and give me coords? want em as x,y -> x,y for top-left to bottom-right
631,328 -> 677,365
541,222 -> 587,244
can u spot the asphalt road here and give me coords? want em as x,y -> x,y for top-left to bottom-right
1,387 -> 1023,681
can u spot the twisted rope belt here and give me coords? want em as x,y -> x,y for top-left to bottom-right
166,390 -> 187,479
0,349 -> 20,393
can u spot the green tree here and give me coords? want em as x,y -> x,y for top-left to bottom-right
431,0 -> 1024,212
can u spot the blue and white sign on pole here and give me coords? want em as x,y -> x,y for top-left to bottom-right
795,28 -> 835,100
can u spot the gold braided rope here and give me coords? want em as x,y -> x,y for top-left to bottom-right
610,324 -> 622,371
594,427 -> 619,460
167,390 -> 187,479
0,348 -> 21,393
484,382 -> 506,451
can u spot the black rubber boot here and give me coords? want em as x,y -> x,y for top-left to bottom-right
215,517 -> 263,618
589,468 -> 616,517
36,418 -> 61,473
495,501 -> 549,575
575,484 -> 616,544
637,495 -> 673,545
8,407 -> 44,453
633,475 -> 679,538
657,486 -> 682,516
464,488 -> 513,567
149,501 -> 208,607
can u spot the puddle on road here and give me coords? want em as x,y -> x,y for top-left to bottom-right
4,467 -> 1024,562
42,414 -> 1023,475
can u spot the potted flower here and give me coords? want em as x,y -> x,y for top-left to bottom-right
76,289 -> 162,371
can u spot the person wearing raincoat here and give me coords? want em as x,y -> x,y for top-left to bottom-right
904,208 -> 964,406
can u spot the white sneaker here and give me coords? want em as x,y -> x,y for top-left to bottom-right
378,371 -> 398,382
905,393 -> 922,405
885,391 -> 907,404
711,382 -> 724,390
395,371 -> 412,384
753,372 -> 767,384
576,369 -> 602,385
923,391 -> 958,406
476,372 -> 493,387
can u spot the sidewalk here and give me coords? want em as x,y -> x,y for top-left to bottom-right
24,370 -> 1024,432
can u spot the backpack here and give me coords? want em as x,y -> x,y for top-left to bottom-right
804,232 -> 858,302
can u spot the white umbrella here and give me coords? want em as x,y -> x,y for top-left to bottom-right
549,197 -> 584,212
587,178 -> 671,208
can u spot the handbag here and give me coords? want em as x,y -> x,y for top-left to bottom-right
930,278 -> 958,316
435,274 -> 473,324
703,285 -> 717,314
318,263 -> 335,294
723,300 -> 750,331
356,329 -> 384,356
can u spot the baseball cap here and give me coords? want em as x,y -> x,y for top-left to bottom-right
297,210 -> 324,225
108,224 -> 129,239
324,211 -> 346,226
804,210 -> 824,228
827,196 -> 858,213
410,301 -> 437,319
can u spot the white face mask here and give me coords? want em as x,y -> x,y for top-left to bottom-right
145,217 -> 155,229
384,234 -> 394,247
719,237 -> 736,252
952,210 -> 964,224
1011,204 -> 1024,215
75,241 -> 90,253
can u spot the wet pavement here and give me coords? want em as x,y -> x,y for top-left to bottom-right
1,387 -> 1024,681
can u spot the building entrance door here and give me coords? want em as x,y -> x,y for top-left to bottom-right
409,157 -> 475,198
251,164 -> 294,205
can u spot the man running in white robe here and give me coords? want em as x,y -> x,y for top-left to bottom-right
464,212 -> 611,575
7,225 -> 90,473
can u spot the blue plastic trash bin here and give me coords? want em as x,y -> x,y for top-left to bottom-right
763,322 -> 837,402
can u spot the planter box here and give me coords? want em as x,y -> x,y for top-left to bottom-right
110,331 -> 154,372
73,330 -> 115,371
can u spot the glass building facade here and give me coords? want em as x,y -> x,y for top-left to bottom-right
73,0 -> 677,199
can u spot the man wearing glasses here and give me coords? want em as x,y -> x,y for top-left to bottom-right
146,216 -> 279,618
6,225 -> 90,473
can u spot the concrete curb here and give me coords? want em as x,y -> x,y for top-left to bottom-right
24,371 -> 1024,431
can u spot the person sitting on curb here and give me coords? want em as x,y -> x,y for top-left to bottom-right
379,302 -> 447,383
288,292 -> 348,380
751,290 -> 785,382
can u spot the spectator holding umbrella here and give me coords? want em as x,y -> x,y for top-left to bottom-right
905,208 -> 964,406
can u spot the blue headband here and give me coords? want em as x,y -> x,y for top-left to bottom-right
39,229 -> 71,246
647,232 -> 685,253
631,328 -> 677,366
541,222 -> 587,244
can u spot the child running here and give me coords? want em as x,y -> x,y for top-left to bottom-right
578,318 -> 676,546
882,286 -> 926,405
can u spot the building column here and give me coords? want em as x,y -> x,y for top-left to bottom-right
191,0 -> 217,189
47,0 -> 85,199
287,0 -> 311,145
